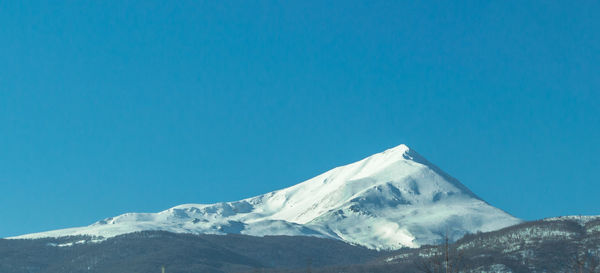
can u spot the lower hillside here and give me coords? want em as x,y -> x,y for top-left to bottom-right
290,216 -> 600,273
2,216 -> 599,273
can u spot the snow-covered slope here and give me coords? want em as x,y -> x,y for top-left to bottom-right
11,144 -> 521,250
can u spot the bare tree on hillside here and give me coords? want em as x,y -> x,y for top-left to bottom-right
568,246 -> 600,273
415,231 -> 464,273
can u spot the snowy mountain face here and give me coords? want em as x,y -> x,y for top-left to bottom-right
11,144 -> 521,250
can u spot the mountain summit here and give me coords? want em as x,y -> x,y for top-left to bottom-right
12,144 -> 521,250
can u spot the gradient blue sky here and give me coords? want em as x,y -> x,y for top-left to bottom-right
1,1 -> 599,237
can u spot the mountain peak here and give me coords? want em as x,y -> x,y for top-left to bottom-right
382,143 -> 411,154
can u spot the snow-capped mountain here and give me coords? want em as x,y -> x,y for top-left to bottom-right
11,144 -> 521,250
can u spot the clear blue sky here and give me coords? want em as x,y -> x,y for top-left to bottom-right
1,1 -> 598,238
